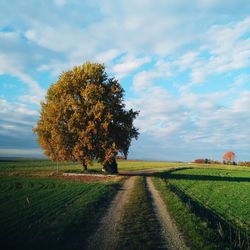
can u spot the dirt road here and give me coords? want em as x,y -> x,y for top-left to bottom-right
87,176 -> 137,250
87,169 -> 188,250
147,177 -> 188,250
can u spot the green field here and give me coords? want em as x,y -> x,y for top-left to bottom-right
154,168 -> 250,249
0,158 -> 184,176
0,176 -> 119,250
0,158 -> 180,249
1,159 -> 250,249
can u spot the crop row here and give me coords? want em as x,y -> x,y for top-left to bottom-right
0,176 -> 119,250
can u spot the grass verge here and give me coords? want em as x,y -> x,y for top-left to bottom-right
155,168 -> 250,249
117,176 -> 163,249
152,177 -> 229,250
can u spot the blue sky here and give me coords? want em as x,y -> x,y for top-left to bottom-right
0,0 -> 250,161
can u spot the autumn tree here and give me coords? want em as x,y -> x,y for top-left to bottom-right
33,62 -> 139,173
222,151 -> 236,164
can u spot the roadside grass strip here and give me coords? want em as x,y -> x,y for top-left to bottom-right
152,177 -> 228,250
0,176 -> 120,250
117,176 -> 164,249
154,168 -> 250,249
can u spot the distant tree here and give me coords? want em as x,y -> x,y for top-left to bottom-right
222,151 -> 236,164
193,159 -> 206,164
238,161 -> 250,167
33,62 -> 139,173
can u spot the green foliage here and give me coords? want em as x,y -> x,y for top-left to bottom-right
33,62 -> 139,171
0,176 -> 119,250
117,177 -> 163,249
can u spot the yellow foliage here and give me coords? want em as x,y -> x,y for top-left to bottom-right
33,62 -> 139,170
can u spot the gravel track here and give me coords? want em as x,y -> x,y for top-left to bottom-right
87,176 -> 136,250
147,177 -> 189,250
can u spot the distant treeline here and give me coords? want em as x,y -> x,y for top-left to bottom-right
192,159 -> 221,164
192,159 -> 250,166
238,162 -> 250,167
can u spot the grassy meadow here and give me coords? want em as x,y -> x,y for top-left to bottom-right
0,175 -> 120,250
0,158 -> 174,250
154,168 -> 250,249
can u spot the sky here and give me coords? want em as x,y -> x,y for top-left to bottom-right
0,0 -> 250,161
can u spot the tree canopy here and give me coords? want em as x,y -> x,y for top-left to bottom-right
33,62 -> 139,173
223,151 -> 236,163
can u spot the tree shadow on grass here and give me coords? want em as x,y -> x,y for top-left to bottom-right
120,166 -> 250,182
154,169 -> 250,249
119,167 -> 191,177
156,170 -> 250,183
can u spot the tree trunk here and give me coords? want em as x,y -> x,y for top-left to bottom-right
102,158 -> 118,174
82,162 -> 87,172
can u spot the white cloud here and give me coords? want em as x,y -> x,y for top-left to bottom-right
127,86 -> 188,137
231,74 -> 250,87
206,17 -> 250,54
0,96 -> 41,151
132,60 -> 172,91
54,0 -> 67,7
25,27 -> 74,53
0,31 -> 46,102
185,16 -> 250,83
95,49 -> 120,64
0,99 -> 39,125
18,95 -> 42,105
18,0 -> 220,73
174,52 -> 199,71
132,70 -> 160,91
14,1 -> 250,87
0,99 -> 40,156
232,91 -> 250,112
112,55 -> 150,79
0,53 -> 45,101
127,75 -> 250,160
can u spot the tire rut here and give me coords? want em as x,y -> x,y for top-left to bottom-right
146,177 -> 189,250
87,176 -> 136,250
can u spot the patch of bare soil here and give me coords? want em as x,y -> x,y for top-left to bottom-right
87,176 -> 137,250
146,177 -> 189,250
60,173 -> 122,183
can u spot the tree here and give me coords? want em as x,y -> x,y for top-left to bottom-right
33,62 -> 139,173
222,151 -> 236,164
